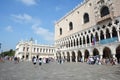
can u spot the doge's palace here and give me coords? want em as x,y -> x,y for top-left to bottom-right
54,0 -> 120,63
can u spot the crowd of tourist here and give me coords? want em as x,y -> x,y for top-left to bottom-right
86,55 -> 118,66
0,55 -> 119,67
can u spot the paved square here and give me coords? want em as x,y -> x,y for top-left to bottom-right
0,61 -> 120,80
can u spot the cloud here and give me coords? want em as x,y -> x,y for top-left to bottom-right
5,26 -> 13,32
11,13 -> 54,44
32,24 -> 54,43
20,0 -> 37,6
11,13 -> 40,24
55,6 -> 61,11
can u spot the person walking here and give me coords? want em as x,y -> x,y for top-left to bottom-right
33,57 -> 37,67
39,58 -> 42,66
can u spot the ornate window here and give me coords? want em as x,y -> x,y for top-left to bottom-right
60,28 -> 62,35
69,22 -> 73,30
100,6 -> 110,17
83,13 -> 89,23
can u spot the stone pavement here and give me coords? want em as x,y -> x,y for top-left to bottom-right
0,61 -> 120,80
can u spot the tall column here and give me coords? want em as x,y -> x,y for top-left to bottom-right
110,31 -> 112,38
89,35 -> 91,46
99,49 -> 103,60
117,30 -> 120,41
69,51 -> 72,62
104,33 -> 106,39
81,50 -> 84,62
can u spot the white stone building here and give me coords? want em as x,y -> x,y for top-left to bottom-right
15,39 -> 55,61
54,0 -> 120,63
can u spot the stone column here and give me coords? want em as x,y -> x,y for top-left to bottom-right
110,31 -> 112,38
117,30 -> 120,41
81,50 -> 84,62
89,35 -> 91,46
104,33 -> 106,39
69,51 -> 72,62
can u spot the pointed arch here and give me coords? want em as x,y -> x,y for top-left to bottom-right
116,45 -> 120,63
100,30 -> 104,40
100,6 -> 110,17
84,50 -> 90,62
91,34 -> 93,43
72,51 -> 76,62
87,35 -> 89,43
112,27 -> 117,37
95,32 -> 99,41
67,52 -> 70,62
77,50 -> 82,62
103,47 -> 112,59
83,36 -> 85,44
106,28 -> 110,39
93,48 -> 99,56
80,37 -> 82,45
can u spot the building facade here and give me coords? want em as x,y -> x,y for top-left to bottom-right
55,0 -> 120,63
15,39 -> 55,61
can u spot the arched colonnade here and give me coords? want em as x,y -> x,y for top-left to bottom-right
56,45 -> 120,63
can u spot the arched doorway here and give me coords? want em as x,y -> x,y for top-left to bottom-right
103,47 -> 112,59
77,50 -> 82,62
93,48 -> 99,56
67,52 -> 70,62
72,51 -> 76,62
84,50 -> 89,62
116,45 -> 120,63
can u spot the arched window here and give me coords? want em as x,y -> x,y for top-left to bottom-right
100,6 -> 110,17
60,28 -> 62,35
83,13 -> 89,23
69,22 -> 73,30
